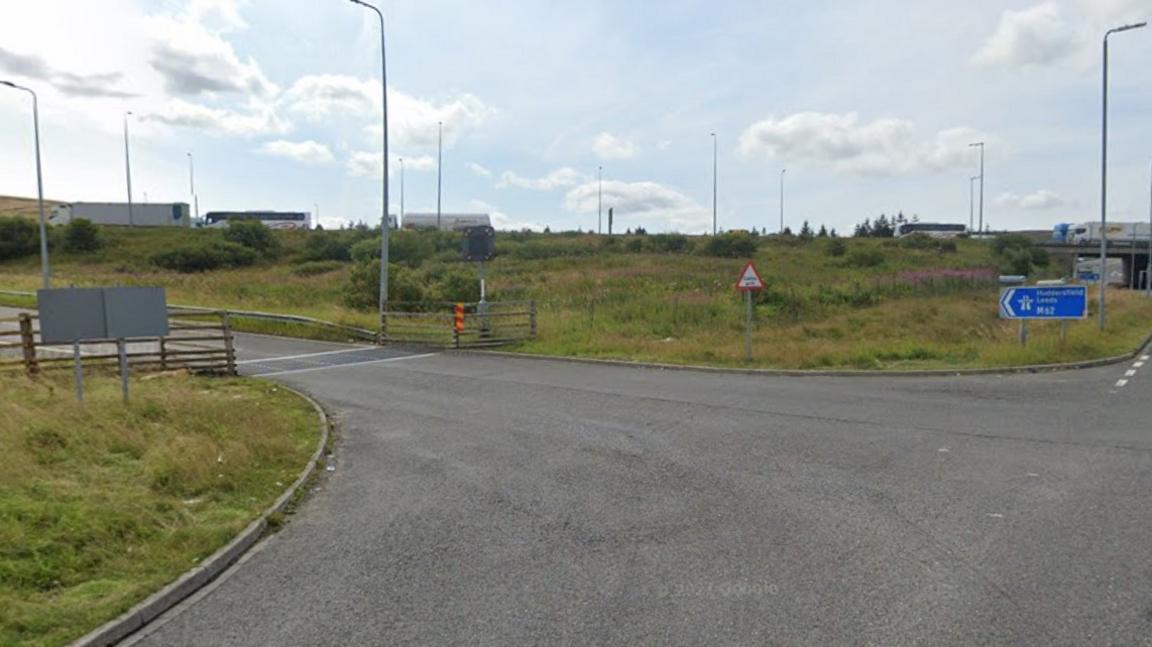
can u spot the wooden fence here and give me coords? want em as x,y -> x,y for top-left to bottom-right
0,308 -> 236,376
383,301 -> 536,348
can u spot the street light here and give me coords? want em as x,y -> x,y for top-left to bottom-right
1146,161 -> 1151,297
597,166 -> 603,234
314,202 -> 320,229
1,80 -> 50,288
186,152 -> 199,223
399,156 -> 405,227
348,0 -> 390,324
711,132 -> 717,235
1099,21 -> 1147,330
124,111 -> 135,227
968,142 -> 984,234
436,120 -> 443,231
969,175 -> 980,232
779,168 -> 786,234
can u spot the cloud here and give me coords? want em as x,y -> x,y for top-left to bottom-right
592,132 -> 638,160
996,189 -> 1067,210
497,167 -> 589,190
258,140 -> 333,164
469,199 -> 545,231
286,75 -> 495,148
564,180 -> 709,232
738,112 -> 985,176
974,3 -> 1079,67
466,162 -> 492,178
149,3 -> 277,97
142,98 -> 290,136
0,46 -> 136,98
347,152 -> 436,178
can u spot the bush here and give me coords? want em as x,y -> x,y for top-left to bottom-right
341,261 -> 424,310
846,248 -> 885,268
0,217 -> 39,260
349,232 -> 436,267
825,238 -> 847,257
301,228 -> 374,262
60,218 -> 103,253
428,266 -> 481,302
224,220 -> 279,256
624,238 -> 644,253
695,231 -> 758,258
150,242 -> 257,273
992,233 -> 1048,276
291,260 -> 344,277
646,233 -> 690,253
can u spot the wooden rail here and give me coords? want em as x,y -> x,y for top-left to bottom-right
382,301 -> 536,348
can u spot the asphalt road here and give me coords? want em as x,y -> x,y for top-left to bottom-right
108,332 -> 1152,646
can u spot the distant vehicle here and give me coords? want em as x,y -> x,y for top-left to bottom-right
894,222 -> 967,238
1052,223 -> 1071,243
1068,222 -> 1150,245
204,211 -> 310,230
402,213 -> 491,231
1075,257 -> 1125,285
49,202 -> 190,228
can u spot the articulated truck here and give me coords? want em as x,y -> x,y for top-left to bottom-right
49,202 -> 191,228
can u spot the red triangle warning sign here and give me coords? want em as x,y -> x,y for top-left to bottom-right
734,261 -> 765,291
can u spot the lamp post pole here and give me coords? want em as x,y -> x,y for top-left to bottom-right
968,142 -> 984,234
711,133 -> 718,235
598,165 -> 603,235
2,80 -> 50,288
399,156 -> 405,228
349,0 -> 390,323
436,121 -> 443,230
124,111 -> 135,227
187,152 -> 199,223
1099,21 -> 1147,329
969,175 -> 979,232
779,168 -> 786,234
1146,161 -> 1151,297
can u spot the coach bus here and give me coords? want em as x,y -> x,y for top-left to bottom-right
204,211 -> 310,230
894,222 -> 967,239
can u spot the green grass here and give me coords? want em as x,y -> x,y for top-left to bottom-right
0,373 -> 319,646
2,226 -> 1149,370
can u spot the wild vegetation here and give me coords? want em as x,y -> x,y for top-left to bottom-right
0,373 -> 318,646
1,218 -> 1149,370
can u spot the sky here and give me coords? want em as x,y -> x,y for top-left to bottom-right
0,0 -> 1149,233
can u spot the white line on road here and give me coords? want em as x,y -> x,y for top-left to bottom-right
1116,379 -> 1129,388
1142,355 -> 1151,361
1135,362 -> 1146,368
252,353 -> 437,377
1125,370 -> 1137,377
235,346 -> 375,365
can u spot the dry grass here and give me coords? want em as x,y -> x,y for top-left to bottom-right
0,372 -> 318,646
0,196 -> 63,221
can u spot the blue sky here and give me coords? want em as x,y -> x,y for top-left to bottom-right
0,0 -> 1149,233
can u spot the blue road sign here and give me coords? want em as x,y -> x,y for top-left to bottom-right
999,286 -> 1087,320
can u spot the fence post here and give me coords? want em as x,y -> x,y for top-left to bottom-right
379,305 -> 388,346
530,301 -> 537,338
221,312 -> 237,375
19,313 -> 38,375
160,337 -> 168,371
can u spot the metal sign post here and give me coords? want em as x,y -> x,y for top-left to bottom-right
734,261 -> 765,362
73,340 -> 84,403
117,338 -> 129,403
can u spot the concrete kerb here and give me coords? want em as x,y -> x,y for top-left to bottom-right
455,330 -> 1152,379
70,386 -> 332,647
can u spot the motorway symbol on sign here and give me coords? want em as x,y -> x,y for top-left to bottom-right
734,261 -> 765,291
999,286 -> 1087,320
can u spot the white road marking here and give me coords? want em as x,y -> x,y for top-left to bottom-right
986,513 -> 1005,519
1125,370 -> 1137,377
937,447 -> 950,453
253,353 -> 437,377
1116,379 -> 1129,388
1142,355 -> 1151,361
1026,473 -> 1040,478
235,346 -> 374,365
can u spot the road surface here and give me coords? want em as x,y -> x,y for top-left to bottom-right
94,331 -> 1152,645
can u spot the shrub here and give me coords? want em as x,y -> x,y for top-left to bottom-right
898,233 -> 937,250
341,261 -> 424,310
60,218 -> 103,253
846,248 -> 885,268
646,233 -> 690,253
695,231 -> 758,258
150,242 -> 257,272
301,228 -> 374,262
224,220 -> 279,256
291,260 -> 344,277
825,238 -> 847,257
349,232 -> 436,267
992,233 -> 1048,276
428,266 -> 481,302
624,238 -> 644,253
0,217 -> 39,260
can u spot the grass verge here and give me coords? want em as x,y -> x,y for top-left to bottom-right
0,372 -> 319,646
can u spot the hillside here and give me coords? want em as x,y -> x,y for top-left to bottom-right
0,223 -> 1148,370
0,195 -> 63,220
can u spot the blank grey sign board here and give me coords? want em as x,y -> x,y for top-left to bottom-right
104,287 -> 169,338
37,288 -> 107,343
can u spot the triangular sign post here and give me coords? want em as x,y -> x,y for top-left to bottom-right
734,261 -> 765,291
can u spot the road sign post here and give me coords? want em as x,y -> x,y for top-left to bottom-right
734,261 -> 765,361
999,285 -> 1087,345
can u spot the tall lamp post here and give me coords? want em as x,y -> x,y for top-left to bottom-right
2,80 -> 49,288
711,132 -> 717,235
186,152 -> 199,223
1146,161 -> 1151,297
969,175 -> 979,232
968,142 -> 984,234
124,111 -> 135,227
597,165 -> 603,235
436,121 -> 443,230
349,0 -> 390,322
399,156 -> 405,227
779,168 -> 786,234
1099,21 -> 1147,330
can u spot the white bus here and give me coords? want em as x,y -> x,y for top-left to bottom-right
894,222 -> 967,239
204,211 -> 310,230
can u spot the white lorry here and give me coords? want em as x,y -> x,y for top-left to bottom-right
49,202 -> 191,228
1068,222 -> 1150,245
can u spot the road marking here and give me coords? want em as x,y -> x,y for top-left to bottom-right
235,346 -> 374,365
253,353 -> 437,377
1142,355 -> 1150,361
1125,370 -> 1137,377
1135,362 -> 1146,368
1116,379 -> 1128,388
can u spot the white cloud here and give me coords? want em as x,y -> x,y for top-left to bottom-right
258,139 -> 333,164
469,199 -> 545,231
347,152 -> 436,178
142,98 -> 290,136
148,4 -> 277,97
997,189 -> 1067,210
497,167 -> 589,190
466,162 -> 493,178
738,112 -> 985,176
592,132 -> 638,160
564,180 -> 708,232
286,75 -> 494,148
974,3 -> 1079,68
